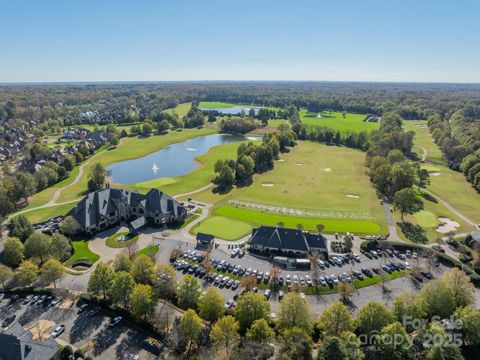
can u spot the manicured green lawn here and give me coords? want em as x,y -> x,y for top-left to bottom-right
300,110 -> 378,133
105,232 -> 139,248
57,127 -> 216,202
190,141 -> 387,240
420,163 -> 480,225
25,166 -> 81,209
199,101 -> 234,108
191,215 -> 252,240
63,240 -> 100,268
403,120 -> 444,163
163,103 -> 192,117
22,202 -> 76,224
136,245 -> 159,257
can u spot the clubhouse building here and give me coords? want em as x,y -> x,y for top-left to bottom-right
249,225 -> 328,257
69,188 -> 186,235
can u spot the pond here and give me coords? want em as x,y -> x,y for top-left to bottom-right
200,106 -> 260,115
107,134 -> 259,185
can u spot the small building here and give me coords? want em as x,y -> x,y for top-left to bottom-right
249,225 -> 328,257
196,232 -> 214,246
0,322 -> 59,360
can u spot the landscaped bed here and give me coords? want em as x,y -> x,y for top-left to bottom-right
106,232 -> 139,248
63,241 -> 100,268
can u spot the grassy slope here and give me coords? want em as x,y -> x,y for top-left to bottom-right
163,103 -> 192,117
403,120 -> 444,163
23,202 -> 76,223
191,215 -> 252,240
56,127 -> 216,202
190,141 -> 387,239
63,241 -> 100,268
300,110 -> 379,133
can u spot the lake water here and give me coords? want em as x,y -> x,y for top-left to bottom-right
200,106 -> 260,115
107,134 -> 259,185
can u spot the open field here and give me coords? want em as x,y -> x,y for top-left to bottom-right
191,141 -> 388,239
56,127 -> 216,203
22,202 -> 76,223
421,163 -> 480,225
125,139 -> 260,195
403,120 -> 444,163
191,215 -> 252,240
63,240 -> 100,268
300,110 -> 378,133
163,102 -> 192,117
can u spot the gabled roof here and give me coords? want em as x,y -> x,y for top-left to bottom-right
250,225 -> 327,252
129,216 -> 147,230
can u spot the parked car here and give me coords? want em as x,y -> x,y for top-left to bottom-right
264,289 -> 272,300
353,254 -> 361,263
2,314 -> 16,328
51,325 -> 65,338
77,303 -> 88,313
88,306 -> 101,316
279,290 -> 285,300
225,300 -> 234,309
143,337 -> 165,355
109,316 -> 122,327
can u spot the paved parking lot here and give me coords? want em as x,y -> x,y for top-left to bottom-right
0,295 -> 158,360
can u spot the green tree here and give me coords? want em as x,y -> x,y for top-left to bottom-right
198,287 -> 224,322
454,306 -> 480,346
25,232 -> 52,263
131,254 -> 156,284
376,322 -> 414,360
246,318 -> 275,343
88,163 -> 106,191
393,188 -> 424,222
392,292 -> 427,331
15,260 -> 39,287
130,284 -> 155,320
112,253 -> 132,272
425,346 -> 464,360
279,327 -> 312,360
277,292 -> 312,333
3,237 -> 25,266
14,172 -> 36,201
88,262 -> 114,299
59,216 -> 81,236
0,264 -> 13,289
419,279 -> 456,318
50,233 -> 71,261
442,268 -> 474,308
8,215 -> 33,241
234,292 -> 270,331
339,331 -> 364,360
317,301 -> 354,337
111,271 -> 134,308
211,315 -> 240,356
316,336 -> 348,360
177,274 -> 201,309
355,301 -> 395,337
154,263 -> 177,300
179,309 -> 203,352
41,259 -> 64,288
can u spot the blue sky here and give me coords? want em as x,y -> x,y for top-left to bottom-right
1,0 -> 479,83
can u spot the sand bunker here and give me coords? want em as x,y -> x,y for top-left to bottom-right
278,159 -> 285,162
436,217 -> 460,233
324,168 -> 332,172
346,194 -> 360,199
28,320 -> 56,341
262,183 -> 274,187
430,172 -> 441,176
415,125 -> 427,128
296,163 -> 304,166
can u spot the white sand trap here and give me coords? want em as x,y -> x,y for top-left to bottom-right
186,147 -> 198,151
436,217 -> 460,233
324,168 -> 332,172
415,125 -> 427,128
278,159 -> 285,162
346,194 -> 360,199
296,163 -> 304,166
262,183 -> 274,187
430,172 -> 441,176
316,114 -> 323,118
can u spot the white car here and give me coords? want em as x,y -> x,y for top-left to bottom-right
225,300 -> 234,309
51,325 -> 65,338
109,316 -> 122,327
286,274 -> 291,285
293,275 -> 299,284
404,262 -> 411,270
300,292 -> 306,299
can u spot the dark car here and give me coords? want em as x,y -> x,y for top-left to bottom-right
2,314 -> 16,328
421,271 -> 433,280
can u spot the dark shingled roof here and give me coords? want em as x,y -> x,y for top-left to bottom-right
250,225 -> 327,252
0,323 -> 58,360
196,232 -> 214,242
129,216 -> 147,230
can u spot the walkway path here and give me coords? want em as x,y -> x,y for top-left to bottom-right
173,183 -> 213,200
415,144 -> 428,161
383,201 -> 401,241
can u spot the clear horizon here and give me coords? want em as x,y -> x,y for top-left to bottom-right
1,0 -> 479,83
